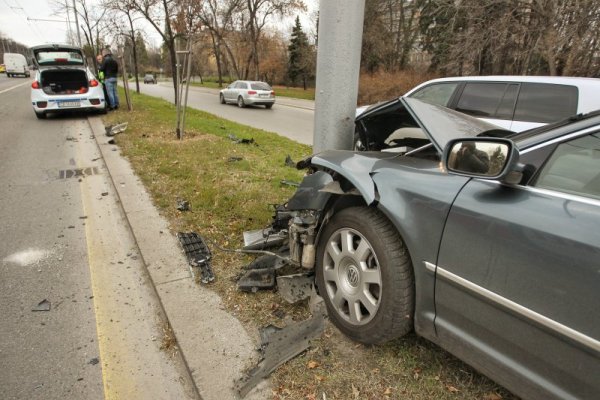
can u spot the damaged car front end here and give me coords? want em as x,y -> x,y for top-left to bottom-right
247,98 -> 510,344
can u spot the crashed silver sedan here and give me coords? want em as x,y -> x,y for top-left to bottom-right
261,98 -> 600,400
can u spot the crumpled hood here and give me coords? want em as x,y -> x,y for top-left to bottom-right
311,150 -> 400,205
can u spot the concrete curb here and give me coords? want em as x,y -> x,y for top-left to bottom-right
87,116 -> 270,400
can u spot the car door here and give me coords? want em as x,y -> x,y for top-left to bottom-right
433,131 -> 600,399
223,81 -> 236,101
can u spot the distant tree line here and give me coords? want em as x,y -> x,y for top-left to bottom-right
0,34 -> 30,63
12,0 -> 593,104
362,0 -> 600,77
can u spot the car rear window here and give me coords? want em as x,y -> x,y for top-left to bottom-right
36,50 -> 84,66
251,82 -> 271,91
514,83 -> 578,123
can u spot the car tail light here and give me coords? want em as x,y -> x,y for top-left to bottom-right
31,81 -> 40,89
270,91 -> 275,96
248,90 -> 257,95
36,101 -> 47,108
90,99 -> 100,105
89,79 -> 99,87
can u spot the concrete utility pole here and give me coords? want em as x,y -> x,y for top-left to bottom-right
312,0 -> 366,153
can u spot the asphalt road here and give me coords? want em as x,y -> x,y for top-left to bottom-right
0,74 -> 196,400
133,81 -> 316,145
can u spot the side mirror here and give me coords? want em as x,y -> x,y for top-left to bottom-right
443,138 -> 522,183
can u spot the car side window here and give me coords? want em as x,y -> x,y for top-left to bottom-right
514,83 -> 578,123
533,133 -> 600,200
237,82 -> 247,89
455,82 -> 517,119
409,83 -> 459,107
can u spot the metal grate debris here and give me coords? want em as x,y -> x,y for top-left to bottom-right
177,232 -> 215,283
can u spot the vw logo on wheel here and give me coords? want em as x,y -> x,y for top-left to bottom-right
347,266 -> 360,287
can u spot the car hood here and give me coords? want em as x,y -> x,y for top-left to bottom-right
356,97 -> 509,152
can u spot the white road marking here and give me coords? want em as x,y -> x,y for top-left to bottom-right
0,80 -> 31,95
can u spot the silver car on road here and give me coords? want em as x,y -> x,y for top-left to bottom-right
219,80 -> 275,109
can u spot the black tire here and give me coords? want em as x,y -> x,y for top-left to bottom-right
35,111 -> 46,119
237,96 -> 245,108
220,93 -> 226,104
315,207 -> 414,345
265,104 -> 273,109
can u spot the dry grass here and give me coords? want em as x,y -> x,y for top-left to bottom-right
357,70 -> 440,106
104,89 -> 518,400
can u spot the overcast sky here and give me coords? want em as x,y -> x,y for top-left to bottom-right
1,0 -> 318,50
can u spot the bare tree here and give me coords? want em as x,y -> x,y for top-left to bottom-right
116,0 -> 180,102
104,0 -> 146,93
196,0 -> 244,86
242,0 -> 305,80
52,0 -> 109,61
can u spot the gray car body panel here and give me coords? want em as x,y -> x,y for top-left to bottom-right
436,180 -> 600,400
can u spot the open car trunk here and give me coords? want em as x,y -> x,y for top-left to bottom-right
40,69 -> 88,95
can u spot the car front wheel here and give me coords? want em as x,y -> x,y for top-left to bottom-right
220,93 -> 226,104
316,207 -> 414,345
237,96 -> 245,108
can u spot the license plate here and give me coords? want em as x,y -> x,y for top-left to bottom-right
58,101 -> 80,108
259,93 -> 269,98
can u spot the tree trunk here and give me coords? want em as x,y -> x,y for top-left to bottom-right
210,32 -> 224,87
126,13 -> 140,94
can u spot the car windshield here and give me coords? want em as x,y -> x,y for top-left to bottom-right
251,82 -> 271,91
36,50 -> 84,66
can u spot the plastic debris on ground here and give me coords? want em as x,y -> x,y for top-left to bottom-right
32,299 -> 51,312
276,273 -> 313,303
284,154 -> 295,168
105,122 -> 128,137
176,199 -> 190,211
242,204 -> 292,250
280,179 -> 300,187
177,232 -> 215,284
227,133 -> 256,145
237,254 -> 284,292
235,292 -> 326,398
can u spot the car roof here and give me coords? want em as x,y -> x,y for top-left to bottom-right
406,75 -> 600,89
29,44 -> 82,52
234,80 -> 270,84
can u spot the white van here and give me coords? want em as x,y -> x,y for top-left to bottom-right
405,76 -> 600,132
4,53 -> 30,77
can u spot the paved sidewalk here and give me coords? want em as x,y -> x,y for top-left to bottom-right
87,116 -> 270,400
